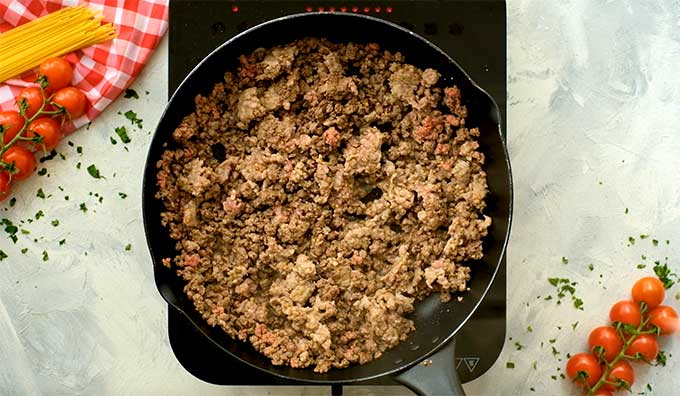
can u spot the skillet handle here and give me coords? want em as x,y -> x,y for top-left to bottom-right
393,338 -> 465,396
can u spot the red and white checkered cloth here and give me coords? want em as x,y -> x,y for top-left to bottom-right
0,0 -> 168,133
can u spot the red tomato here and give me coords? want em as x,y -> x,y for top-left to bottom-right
25,117 -> 62,151
51,87 -> 87,119
603,360 -> 634,390
609,300 -> 642,327
593,389 -> 614,396
625,334 -> 659,361
0,110 -> 25,145
565,353 -> 601,388
588,326 -> 623,362
647,305 -> 679,335
39,57 -> 73,92
632,277 -> 665,309
17,87 -> 44,118
0,172 -> 10,201
2,146 -> 36,180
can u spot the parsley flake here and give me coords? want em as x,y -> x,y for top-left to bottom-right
0,250 -> 7,261
115,126 -> 131,143
118,192 -> 127,199
36,188 -> 45,199
35,210 -> 44,220
587,263 -> 594,271
37,168 -> 47,176
79,203 -> 88,213
87,164 -> 102,179
20,248 -> 28,254
51,219 -> 59,227
9,197 -> 16,207
59,239 -> 66,246
42,250 -> 49,262
561,256 -> 568,264
124,88 -> 139,99
506,362 -> 515,369
123,110 -> 143,129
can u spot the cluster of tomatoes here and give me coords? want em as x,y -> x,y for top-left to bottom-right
566,276 -> 679,395
0,57 -> 87,200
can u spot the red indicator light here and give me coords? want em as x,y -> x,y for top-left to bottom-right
318,6 -> 324,11
231,5 -> 239,12
374,6 -> 381,13
329,6 -> 336,11
386,6 -> 393,13
363,7 -> 370,12
340,6 -> 347,12
351,6 -> 358,12
305,6 -> 313,12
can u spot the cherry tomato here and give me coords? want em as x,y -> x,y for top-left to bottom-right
588,326 -> 623,362
603,360 -> 634,390
39,57 -> 73,92
632,276 -> 665,309
625,334 -> 659,361
25,117 -> 62,152
51,87 -> 87,119
565,353 -> 601,388
0,172 -> 10,201
647,305 -> 679,335
0,110 -> 25,145
17,87 -> 44,118
2,146 -> 36,180
593,389 -> 614,396
609,300 -> 642,327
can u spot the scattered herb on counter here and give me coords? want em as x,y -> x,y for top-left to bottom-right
125,243 -> 132,251
37,168 -> 47,176
124,110 -> 143,128
657,350 -> 667,366
110,137 -> 117,145
9,197 -> 16,207
551,375 -> 557,380
59,153 -> 65,160
641,255 -> 647,260
40,149 -> 58,162
145,90 -> 149,95
530,387 -> 535,392
86,122 -> 91,130
0,250 -> 7,260
573,297 -> 584,310
115,126 -> 131,143
76,162 -> 81,169
76,146 -> 83,154
531,361 -> 537,370
549,338 -> 556,343
666,240 -> 670,245
571,321 -> 579,330
124,88 -> 139,99
551,346 -> 560,356
506,362 -> 515,369
625,207 -> 629,214
561,256 -> 569,264
527,325 -> 533,332
587,263 -> 594,271
118,192 -> 127,199
20,229 -> 29,235
51,219 -> 59,227
36,188 -> 45,199
652,239 -> 659,246
515,341 -> 524,351
640,234 -> 649,240
58,239 -> 65,246
67,141 -> 74,147
35,210 -> 44,220
87,164 -> 102,179
41,251 -> 49,261
64,196 -> 69,201
79,203 -> 87,213
20,248 -> 27,254
628,236 -> 636,246
637,264 -> 647,269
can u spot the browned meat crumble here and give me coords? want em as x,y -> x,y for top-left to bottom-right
155,38 -> 490,373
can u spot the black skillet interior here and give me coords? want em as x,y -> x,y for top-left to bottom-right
143,12 -> 511,384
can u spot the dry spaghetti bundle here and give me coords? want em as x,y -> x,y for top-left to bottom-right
0,6 -> 116,82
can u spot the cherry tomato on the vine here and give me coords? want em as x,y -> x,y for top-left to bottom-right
39,57 -> 73,92
588,326 -> 623,362
610,300 -> 642,327
625,334 -> 659,361
593,389 -> 614,396
566,353 -> 601,388
51,86 -> 87,119
0,172 -> 10,201
632,277 -> 665,309
2,146 -> 36,180
0,110 -> 25,145
17,87 -> 44,119
647,305 -> 679,335
603,360 -> 634,390
25,117 -> 62,152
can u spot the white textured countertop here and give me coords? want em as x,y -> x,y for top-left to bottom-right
2,1 -> 680,395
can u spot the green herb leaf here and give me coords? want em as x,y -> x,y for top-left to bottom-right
123,110 -> 143,129
625,207 -> 629,214
653,263 -> 677,289
573,297 -> 584,310
115,126 -> 131,143
87,164 -> 102,179
9,197 -> 16,207
561,256 -> 568,264
506,362 -> 515,369
0,250 -> 7,261
42,250 -> 49,262
515,341 -> 524,351
37,168 -> 47,176
20,248 -> 27,254
125,243 -> 132,251
39,150 -> 58,163
36,188 -> 45,199
118,192 -> 127,199
59,239 -> 66,246
51,219 -> 59,227
35,210 -> 44,220
110,136 -> 118,145
79,203 -> 88,213
637,264 -> 646,269
123,88 -> 139,99
628,236 -> 636,245
527,325 -> 533,332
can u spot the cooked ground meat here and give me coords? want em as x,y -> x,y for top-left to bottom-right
155,38 -> 490,373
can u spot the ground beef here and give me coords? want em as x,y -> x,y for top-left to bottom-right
155,38 -> 490,373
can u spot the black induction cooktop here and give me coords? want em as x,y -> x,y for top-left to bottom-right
167,1 -> 506,394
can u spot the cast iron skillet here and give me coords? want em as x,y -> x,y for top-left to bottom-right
143,12 -> 512,396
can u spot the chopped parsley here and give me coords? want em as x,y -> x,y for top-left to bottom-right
125,244 -> 132,251
652,239 -> 659,246
76,162 -> 81,169
0,250 -> 7,261
124,110 -> 143,129
515,341 -> 524,351
42,250 -> 49,262
531,361 -> 537,370
573,297 -> 584,310
37,168 -> 47,176
625,207 -> 629,214
118,192 -> 127,199
587,263 -> 594,271
20,229 -> 29,235
36,188 -> 45,199
124,88 -> 139,99
87,164 -> 102,179
2,219 -> 19,243
110,137 -> 118,145
640,234 -> 649,239
39,150 -> 58,162
571,321 -> 579,330
20,248 -> 28,254
551,346 -> 560,356
35,210 -> 44,220
79,203 -> 88,213
59,239 -> 66,246
637,264 -> 646,269
51,219 -> 59,227
628,236 -> 636,245
527,325 -> 533,332
561,256 -> 568,264
115,126 -> 131,143
9,198 -> 15,207
506,362 -> 515,369
77,146 -> 83,154
653,263 -> 677,289
657,350 -> 667,366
